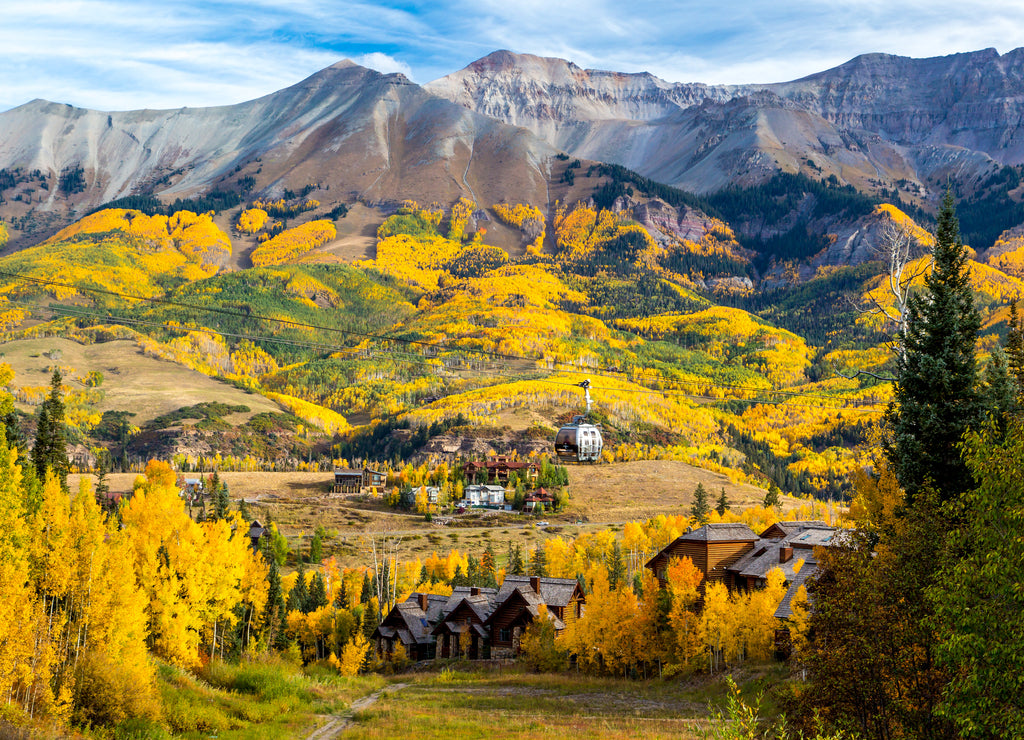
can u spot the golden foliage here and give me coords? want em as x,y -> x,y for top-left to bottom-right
265,392 -> 351,435
236,208 -> 269,234
251,220 -> 336,267
493,202 -> 545,249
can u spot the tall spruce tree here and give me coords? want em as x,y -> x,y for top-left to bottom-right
883,190 -> 982,504
32,370 -> 69,489
690,482 -> 710,525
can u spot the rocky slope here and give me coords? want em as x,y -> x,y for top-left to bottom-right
0,61 -> 555,239
428,48 -> 1024,197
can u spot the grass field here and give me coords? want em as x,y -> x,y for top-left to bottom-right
1,337 -> 281,426
339,666 -> 788,740
68,459 -> 798,570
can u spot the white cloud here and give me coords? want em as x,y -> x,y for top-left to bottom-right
352,52 -> 415,80
1,0 -> 1023,110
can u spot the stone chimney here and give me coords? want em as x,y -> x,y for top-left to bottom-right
470,587 -> 480,596
780,543 -> 793,564
529,576 -> 541,594
418,593 -> 429,611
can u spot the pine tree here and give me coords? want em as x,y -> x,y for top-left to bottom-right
529,545 -> 547,577
763,482 -> 782,509
607,541 -> 626,590
360,572 -> 372,604
308,572 -> 328,612
690,482 -> 710,525
335,579 -> 349,609
287,566 -> 308,613
883,189 -> 982,504
213,480 -> 230,521
32,370 -> 68,490
716,487 -> 730,516
309,530 -> 323,565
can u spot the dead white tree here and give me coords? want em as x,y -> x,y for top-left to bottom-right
836,219 -> 932,380
368,527 -> 403,622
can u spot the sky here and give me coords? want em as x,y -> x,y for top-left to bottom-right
2,0 -> 1023,112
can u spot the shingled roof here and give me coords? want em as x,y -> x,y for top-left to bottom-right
496,575 -> 580,608
774,567 -> 817,619
679,523 -> 759,543
388,593 -> 449,644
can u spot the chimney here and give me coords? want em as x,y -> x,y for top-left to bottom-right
470,587 -> 480,596
530,576 -> 541,594
780,543 -> 793,564
418,593 -> 429,611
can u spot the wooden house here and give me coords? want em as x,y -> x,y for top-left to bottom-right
645,523 -> 761,591
484,576 -> 584,658
247,520 -> 268,552
362,467 -> 387,491
431,587 -> 498,660
333,468 -> 363,494
372,593 -> 449,660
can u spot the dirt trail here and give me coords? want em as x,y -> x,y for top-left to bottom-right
305,683 -> 408,739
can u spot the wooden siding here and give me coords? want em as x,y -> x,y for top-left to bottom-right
706,541 -> 756,589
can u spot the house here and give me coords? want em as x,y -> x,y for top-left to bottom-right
372,593 -> 449,660
523,488 -> 555,512
247,520 -> 268,552
464,457 -> 538,485
363,467 -> 387,492
333,468 -> 363,494
645,523 -> 761,592
333,466 -> 388,495
431,587 -> 498,659
485,575 -> 585,658
462,484 -> 505,508
179,478 -> 204,503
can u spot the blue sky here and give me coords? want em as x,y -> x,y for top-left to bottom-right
3,0 -> 1022,112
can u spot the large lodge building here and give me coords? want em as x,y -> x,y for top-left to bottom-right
373,520 -> 838,663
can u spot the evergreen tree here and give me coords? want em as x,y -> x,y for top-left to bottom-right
529,545 -> 547,577
94,449 -> 110,509
307,572 -> 328,612
362,604 -> 380,642
335,579 -> 349,609
716,487 -> 730,516
309,530 -> 323,565
32,370 -> 68,489
213,479 -> 230,521
607,541 -> 626,590
360,572 -> 372,604
287,566 -> 308,613
884,189 -> 982,504
1006,301 -> 1024,394
508,540 -> 525,575
982,347 -> 1017,430
690,482 -> 710,525
237,496 -> 250,521
265,559 -> 284,646
763,482 -> 782,509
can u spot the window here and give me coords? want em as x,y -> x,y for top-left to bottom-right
499,627 -> 511,643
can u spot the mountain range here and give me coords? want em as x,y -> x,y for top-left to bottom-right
2,46 -> 1024,252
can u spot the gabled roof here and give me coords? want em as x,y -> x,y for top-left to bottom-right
484,585 -> 566,630
334,468 -> 362,476
496,576 -> 580,608
760,520 -> 831,539
680,523 -> 760,542
380,593 -> 448,644
442,586 -> 498,616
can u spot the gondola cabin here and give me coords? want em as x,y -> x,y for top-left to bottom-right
555,417 -> 603,463
554,379 -> 604,463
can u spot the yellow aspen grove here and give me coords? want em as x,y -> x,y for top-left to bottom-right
665,557 -> 703,668
700,582 -> 733,673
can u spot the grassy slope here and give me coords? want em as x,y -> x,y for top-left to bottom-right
1,337 -> 281,425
